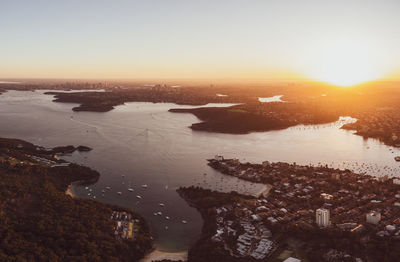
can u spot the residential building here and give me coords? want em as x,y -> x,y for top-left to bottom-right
283,257 -> 301,262
316,208 -> 330,227
214,155 -> 224,161
366,211 -> 381,225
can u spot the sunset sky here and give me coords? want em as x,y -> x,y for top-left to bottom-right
1,0 -> 400,86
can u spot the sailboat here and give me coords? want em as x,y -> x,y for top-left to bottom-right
128,181 -> 134,192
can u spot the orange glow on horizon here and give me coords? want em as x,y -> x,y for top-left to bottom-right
301,36 -> 391,87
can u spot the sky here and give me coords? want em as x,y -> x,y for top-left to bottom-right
1,0 -> 400,85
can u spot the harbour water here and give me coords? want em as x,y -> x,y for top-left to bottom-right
0,90 -> 399,252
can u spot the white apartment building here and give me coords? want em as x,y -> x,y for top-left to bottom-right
316,208 -> 330,227
366,211 -> 381,225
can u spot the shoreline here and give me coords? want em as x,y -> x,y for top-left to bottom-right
65,183 -> 77,198
178,158 -> 400,261
139,249 -> 188,262
0,136 -> 153,260
65,184 -> 75,198
65,180 -> 85,198
254,183 -> 272,198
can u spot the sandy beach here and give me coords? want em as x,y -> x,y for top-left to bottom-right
140,250 -> 188,262
254,183 -> 272,198
65,184 -> 77,198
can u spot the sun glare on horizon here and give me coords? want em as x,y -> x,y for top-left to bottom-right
304,38 -> 388,87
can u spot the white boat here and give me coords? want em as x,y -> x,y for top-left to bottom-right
85,187 -> 89,190
106,186 -> 111,190
159,203 -> 165,207
136,195 -> 142,199
141,184 -> 148,188
101,190 -> 105,193
165,216 -> 170,220
182,220 -> 187,224
93,196 -> 96,199
165,226 -> 168,230
128,181 -> 134,192
117,192 -> 122,195
157,212 -> 162,216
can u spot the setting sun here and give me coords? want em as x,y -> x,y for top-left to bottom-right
304,37 -> 388,87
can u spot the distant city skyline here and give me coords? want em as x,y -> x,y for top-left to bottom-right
1,0 -> 400,86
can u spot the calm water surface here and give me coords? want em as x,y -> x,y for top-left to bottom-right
0,90 -> 399,252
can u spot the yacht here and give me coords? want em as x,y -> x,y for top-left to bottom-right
128,181 -> 134,192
